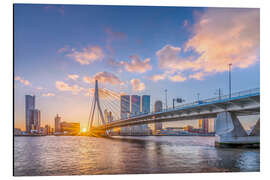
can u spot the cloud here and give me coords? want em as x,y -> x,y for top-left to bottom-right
55,81 -> 84,95
67,46 -> 105,65
183,20 -> 189,27
67,74 -> 79,81
58,45 -> 69,53
130,78 -> 145,92
157,9 -> 259,81
83,71 -> 122,85
168,73 -> 187,82
189,72 -> 204,80
15,76 -> 31,86
108,55 -> 152,74
184,8 -> 259,73
149,73 -> 167,82
121,55 -> 152,73
42,93 -> 55,97
105,28 -> 127,56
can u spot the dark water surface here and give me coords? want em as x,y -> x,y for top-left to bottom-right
14,136 -> 259,176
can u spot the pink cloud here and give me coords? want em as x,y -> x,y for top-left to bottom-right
15,76 -> 31,86
108,55 -> 152,74
157,8 -> 259,81
149,73 -> 167,82
55,81 -> 83,95
168,73 -> 187,82
83,71 -> 122,85
67,74 -> 79,81
42,93 -> 55,97
130,78 -> 145,92
67,46 -> 104,65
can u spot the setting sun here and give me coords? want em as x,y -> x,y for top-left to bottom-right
81,128 -> 87,133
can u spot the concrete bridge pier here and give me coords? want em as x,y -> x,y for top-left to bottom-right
215,111 -> 259,148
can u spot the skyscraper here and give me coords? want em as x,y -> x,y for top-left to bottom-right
30,109 -> 40,132
120,95 -> 131,135
25,95 -> 35,133
120,95 -> 130,119
154,100 -> 163,131
130,95 -> 140,116
54,114 -> 61,133
199,118 -> 209,133
140,95 -> 151,135
141,95 -> 150,113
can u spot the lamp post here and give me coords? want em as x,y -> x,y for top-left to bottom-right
229,63 -> 232,98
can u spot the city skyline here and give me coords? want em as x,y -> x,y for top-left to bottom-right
14,5 -> 260,131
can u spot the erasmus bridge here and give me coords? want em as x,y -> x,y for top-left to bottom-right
87,80 -> 260,147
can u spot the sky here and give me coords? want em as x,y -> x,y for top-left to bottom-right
14,4 -> 260,131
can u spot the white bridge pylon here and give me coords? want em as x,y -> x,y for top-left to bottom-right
89,80 -> 106,129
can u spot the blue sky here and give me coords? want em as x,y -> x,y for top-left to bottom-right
14,4 -> 260,131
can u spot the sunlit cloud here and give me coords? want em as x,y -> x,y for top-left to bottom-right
130,78 -> 145,92
55,81 -> 84,95
83,71 -> 123,86
185,8 -> 260,72
67,74 -> 79,81
157,8 -> 259,81
168,73 -> 187,82
108,55 -> 152,74
42,93 -> 55,97
67,45 -> 105,65
58,45 -> 69,53
15,76 -> 31,86
36,86 -> 43,90
189,72 -> 205,80
149,73 -> 167,82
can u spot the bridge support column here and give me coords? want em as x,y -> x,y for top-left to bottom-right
215,112 -> 259,148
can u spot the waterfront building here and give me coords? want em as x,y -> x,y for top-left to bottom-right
120,95 -> 131,135
130,95 -> 141,135
139,95 -> 151,135
54,114 -> 61,133
199,118 -> 209,133
131,95 -> 141,116
30,109 -> 41,133
60,121 -> 80,135
25,95 -> 35,133
120,95 -> 130,119
154,100 -> 163,131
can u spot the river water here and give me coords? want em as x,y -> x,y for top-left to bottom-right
14,136 -> 259,176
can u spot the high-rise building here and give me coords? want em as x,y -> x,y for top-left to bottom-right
141,95 -> 150,113
25,95 -> 35,133
131,95 -> 140,116
60,121 -> 80,135
154,100 -> 163,131
139,95 -> 151,135
120,95 -> 131,135
30,109 -> 40,133
120,95 -> 130,119
199,118 -> 209,133
54,114 -> 61,133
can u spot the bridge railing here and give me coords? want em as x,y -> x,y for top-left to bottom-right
108,88 -> 260,124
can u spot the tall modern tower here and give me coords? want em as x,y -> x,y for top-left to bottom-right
154,100 -> 163,131
199,119 -> 209,133
130,95 -> 140,116
141,95 -> 150,113
30,109 -> 41,132
120,95 -> 130,119
25,95 -> 35,133
54,114 -> 61,133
